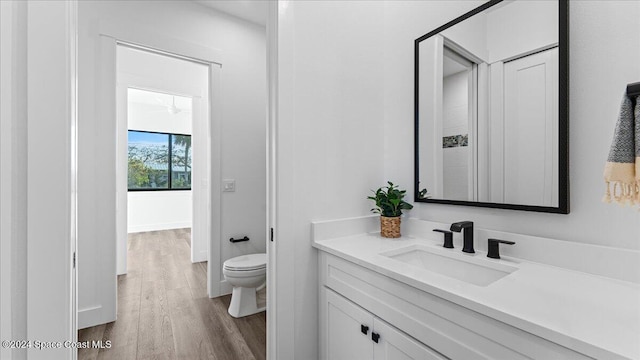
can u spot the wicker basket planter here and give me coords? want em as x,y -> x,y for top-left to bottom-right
368,182 -> 412,238
380,216 -> 401,238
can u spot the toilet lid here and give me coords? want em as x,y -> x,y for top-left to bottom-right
223,253 -> 266,271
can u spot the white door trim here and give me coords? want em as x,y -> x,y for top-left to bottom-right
78,34 -> 118,329
266,1 -> 278,358
26,1 -> 77,358
208,64 -> 223,298
1,3 -> 15,357
0,1 -> 28,358
99,21 -> 223,66
267,1 -> 296,359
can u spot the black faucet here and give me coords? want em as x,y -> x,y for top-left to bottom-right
450,221 -> 475,253
487,239 -> 515,259
433,229 -> 454,249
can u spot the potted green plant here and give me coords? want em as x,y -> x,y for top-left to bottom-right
368,181 -> 413,238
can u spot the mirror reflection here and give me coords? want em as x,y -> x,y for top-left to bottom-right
416,0 -> 562,209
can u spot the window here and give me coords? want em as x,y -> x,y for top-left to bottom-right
127,130 -> 191,190
171,134 -> 192,189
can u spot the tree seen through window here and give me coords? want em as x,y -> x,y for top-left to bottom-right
128,130 -> 191,190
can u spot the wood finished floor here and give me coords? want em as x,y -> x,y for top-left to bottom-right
78,229 -> 266,360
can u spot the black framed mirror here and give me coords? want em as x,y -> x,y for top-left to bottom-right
414,0 -> 569,213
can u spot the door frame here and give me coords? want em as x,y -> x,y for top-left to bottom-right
80,22 -> 225,329
17,1 -> 78,358
266,2 -> 278,358
266,1 -> 297,358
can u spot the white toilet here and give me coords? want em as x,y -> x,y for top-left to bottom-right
222,253 -> 266,318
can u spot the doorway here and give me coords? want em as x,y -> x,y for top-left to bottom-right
75,21 -> 228,329
115,45 -> 210,276
441,46 -> 476,201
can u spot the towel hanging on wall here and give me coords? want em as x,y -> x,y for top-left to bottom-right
603,88 -> 640,206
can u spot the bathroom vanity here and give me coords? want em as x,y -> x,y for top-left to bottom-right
313,216 -> 640,360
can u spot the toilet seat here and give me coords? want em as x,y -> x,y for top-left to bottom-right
223,253 -> 266,271
222,267 -> 265,278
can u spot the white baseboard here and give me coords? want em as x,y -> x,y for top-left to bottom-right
217,279 -> 233,297
192,250 -> 208,263
78,305 -> 114,330
127,221 -> 191,233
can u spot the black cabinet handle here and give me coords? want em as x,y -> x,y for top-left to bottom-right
371,332 -> 380,343
433,229 -> 454,248
229,236 -> 250,243
360,325 -> 369,335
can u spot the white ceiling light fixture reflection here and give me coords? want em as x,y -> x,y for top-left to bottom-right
167,96 -> 182,115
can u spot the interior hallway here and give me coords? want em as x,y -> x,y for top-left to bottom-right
78,229 -> 266,360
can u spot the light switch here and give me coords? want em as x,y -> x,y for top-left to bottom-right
223,179 -> 236,192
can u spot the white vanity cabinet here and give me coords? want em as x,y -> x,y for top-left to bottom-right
323,286 -> 446,360
318,251 -> 594,360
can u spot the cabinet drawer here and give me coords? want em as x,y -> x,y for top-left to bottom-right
320,252 -> 592,360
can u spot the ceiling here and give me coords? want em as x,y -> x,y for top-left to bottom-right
194,0 -> 268,26
128,88 -> 192,112
443,55 -> 468,77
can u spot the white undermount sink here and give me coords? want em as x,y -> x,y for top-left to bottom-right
381,244 -> 518,286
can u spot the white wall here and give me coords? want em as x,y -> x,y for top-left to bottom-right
128,103 -> 193,134
442,72 -> 469,138
434,0 -> 558,64
0,2 -> 28,359
440,9 -> 488,62
486,0 -> 558,63
128,192 -> 193,232
276,2 -> 387,358
79,0 -> 266,328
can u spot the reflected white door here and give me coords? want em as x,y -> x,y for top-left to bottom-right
503,48 -> 558,206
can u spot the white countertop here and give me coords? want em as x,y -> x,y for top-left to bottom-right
313,232 -> 640,360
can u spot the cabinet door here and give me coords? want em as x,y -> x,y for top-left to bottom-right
373,318 -> 448,360
325,288 -> 374,360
